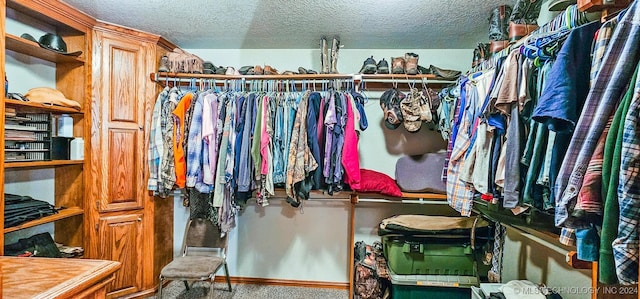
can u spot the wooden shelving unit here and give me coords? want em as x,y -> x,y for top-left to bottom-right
4,206 -> 83,233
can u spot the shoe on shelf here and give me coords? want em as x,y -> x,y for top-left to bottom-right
264,65 -> 279,75
376,58 -> 389,74
298,67 -> 308,74
417,65 -> 431,75
225,67 -> 236,76
306,69 -> 318,74
158,55 -> 169,72
215,66 -> 226,75
404,52 -> 419,75
203,61 -> 215,74
282,70 -> 297,75
253,65 -> 264,75
238,65 -> 253,75
429,65 -> 462,80
391,57 -> 405,74
359,56 -> 377,74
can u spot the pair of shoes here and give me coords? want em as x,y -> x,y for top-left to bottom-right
390,53 -> 420,74
320,36 -> 341,74
358,56 -> 390,74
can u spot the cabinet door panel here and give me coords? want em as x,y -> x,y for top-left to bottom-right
95,32 -> 148,212
108,129 -> 138,204
97,214 -> 143,298
109,46 -> 139,123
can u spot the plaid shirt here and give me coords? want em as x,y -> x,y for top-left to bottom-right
591,19 -> 618,85
613,80 -> 640,284
185,91 -> 212,193
160,87 -> 180,191
447,71 -> 494,216
148,87 -> 169,194
555,4 -> 640,228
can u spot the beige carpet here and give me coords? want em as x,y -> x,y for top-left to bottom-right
150,281 -> 349,299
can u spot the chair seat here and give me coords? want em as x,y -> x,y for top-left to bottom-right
160,256 -> 224,278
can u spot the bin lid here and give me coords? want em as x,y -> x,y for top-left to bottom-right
389,271 -> 479,288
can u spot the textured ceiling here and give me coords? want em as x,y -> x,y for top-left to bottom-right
61,0 -> 514,49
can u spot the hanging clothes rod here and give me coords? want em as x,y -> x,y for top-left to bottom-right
152,72 -> 451,84
151,72 -> 457,91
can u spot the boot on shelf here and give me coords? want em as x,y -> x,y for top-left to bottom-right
404,52 -> 419,75
488,5 -> 512,54
330,37 -> 340,74
509,0 -> 543,42
321,37 -> 330,74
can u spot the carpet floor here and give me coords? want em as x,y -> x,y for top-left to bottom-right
150,281 -> 349,299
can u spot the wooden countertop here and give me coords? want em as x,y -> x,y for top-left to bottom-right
0,257 -> 120,299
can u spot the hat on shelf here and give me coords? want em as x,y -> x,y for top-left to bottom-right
548,0 -> 577,11
20,33 -> 82,57
25,87 -> 81,110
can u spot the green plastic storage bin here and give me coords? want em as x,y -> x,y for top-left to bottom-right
389,270 -> 476,299
391,284 -> 471,299
383,236 -> 476,276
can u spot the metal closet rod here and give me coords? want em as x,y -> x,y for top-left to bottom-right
151,72 -> 446,84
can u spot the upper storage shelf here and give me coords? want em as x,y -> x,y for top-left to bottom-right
5,98 -> 84,114
5,34 -> 85,64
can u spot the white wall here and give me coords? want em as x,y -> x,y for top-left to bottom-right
503,228 -> 592,299
175,48 -> 465,283
181,25 -> 594,291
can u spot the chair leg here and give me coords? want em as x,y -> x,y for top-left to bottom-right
183,280 -> 190,290
224,262 -> 232,292
157,277 -> 164,299
209,278 -> 216,299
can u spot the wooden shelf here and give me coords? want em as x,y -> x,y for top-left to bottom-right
152,72 -> 455,82
400,192 -> 447,199
353,191 -> 447,203
152,72 -> 457,91
4,98 -> 83,114
5,33 -> 85,64
4,159 -> 83,168
4,206 -> 83,233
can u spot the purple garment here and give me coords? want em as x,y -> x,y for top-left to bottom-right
323,92 -> 337,178
332,93 -> 347,183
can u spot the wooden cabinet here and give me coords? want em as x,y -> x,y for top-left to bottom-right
96,213 -> 144,297
88,23 -> 175,298
1,0 -> 93,253
92,29 -> 148,213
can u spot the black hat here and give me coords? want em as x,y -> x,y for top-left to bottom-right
20,33 -> 82,57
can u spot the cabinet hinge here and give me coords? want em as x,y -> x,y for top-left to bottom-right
95,223 -> 99,231
95,200 -> 100,210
